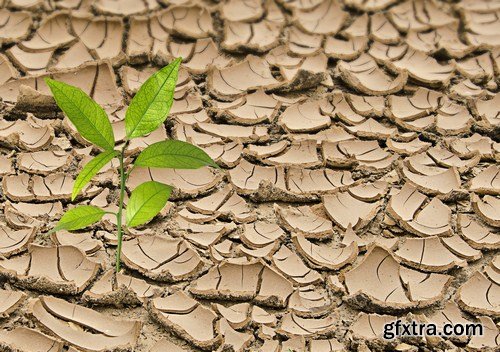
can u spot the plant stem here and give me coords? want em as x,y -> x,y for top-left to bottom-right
115,143 -> 127,272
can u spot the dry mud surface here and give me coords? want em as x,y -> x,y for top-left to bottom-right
0,0 -> 499,351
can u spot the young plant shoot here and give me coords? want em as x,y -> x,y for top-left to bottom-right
46,58 -> 218,272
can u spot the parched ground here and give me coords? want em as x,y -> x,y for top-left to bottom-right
0,0 -> 498,351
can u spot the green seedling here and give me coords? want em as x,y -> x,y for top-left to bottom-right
46,58 -> 218,272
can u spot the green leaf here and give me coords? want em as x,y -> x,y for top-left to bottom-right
126,181 -> 172,228
134,140 -> 218,169
49,206 -> 105,233
72,150 -> 118,201
125,58 -> 181,139
45,78 -> 115,150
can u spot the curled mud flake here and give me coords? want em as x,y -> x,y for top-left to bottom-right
289,126 -> 355,146
441,235 -> 482,262
470,165 -> 500,195
405,152 -> 448,176
277,0 -> 323,10
222,0 -> 284,53
400,164 -> 461,196
52,41 -> 93,70
277,312 -> 337,338
0,154 -> 15,176
395,236 -> 467,272
32,173 -> 86,201
458,214 -> 500,250
178,207 -> 218,224
216,89 -> 281,125
467,316 -> 500,351
293,0 -> 347,35
435,102 -> 473,136
121,235 -> 204,282
173,123 -> 223,146
128,16 -> 153,60
264,140 -> 321,168
128,166 -> 221,198
325,93 -> 366,126
287,26 -> 323,56
238,242 -> 278,261
463,10 -> 500,49
190,261 -> 262,300
287,168 -> 355,199
343,245 -> 411,310
0,224 -> 35,257
387,138 -> 431,156
292,233 -> 358,271
472,194 -> 500,227
0,244 -> 100,295
0,9 -> 32,45
457,0 -> 500,12
387,87 -> 443,122
471,93 -> 500,128
2,173 -> 33,201
457,52 -> 494,81
195,122 -> 269,143
341,225 -> 398,252
427,146 -> 480,173
401,197 -> 453,237
7,45 -> 53,74
241,221 -> 285,249
71,14 -> 124,63
338,54 -> 407,96
121,66 -> 193,95
349,312 -> 399,341
228,159 -> 287,198
387,49 -> 455,87
0,118 -> 53,150
406,24 -> 475,58
255,265 -> 293,308
346,118 -> 397,140
19,12 -> 75,51
150,339 -> 187,352
184,38 -> 233,74
346,94 -> 385,118
94,0 -> 158,16
156,5 -> 213,39
457,271 -> 500,318
51,230 -> 102,255
370,13 -> 400,44
17,150 -> 70,175
30,295 -> 142,351
207,55 -> 281,100
217,318 -> 254,351
4,200 -> 61,229
272,245 -> 323,286
187,184 -> 256,223
343,13 -> 369,38
251,305 -> 276,326
213,303 -> 251,330
0,53 -> 18,84
83,270 -> 162,306
388,0 -> 456,33
279,99 -> 331,133
0,289 -> 25,317
275,204 -> 333,239
221,0 -> 263,22
451,79 -> 491,99
345,0 -> 397,11
309,337 -> 345,352
323,191 -> 381,230
348,181 -> 388,202
424,301 -> 474,343
402,270 -> 452,306
0,327 -> 64,352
